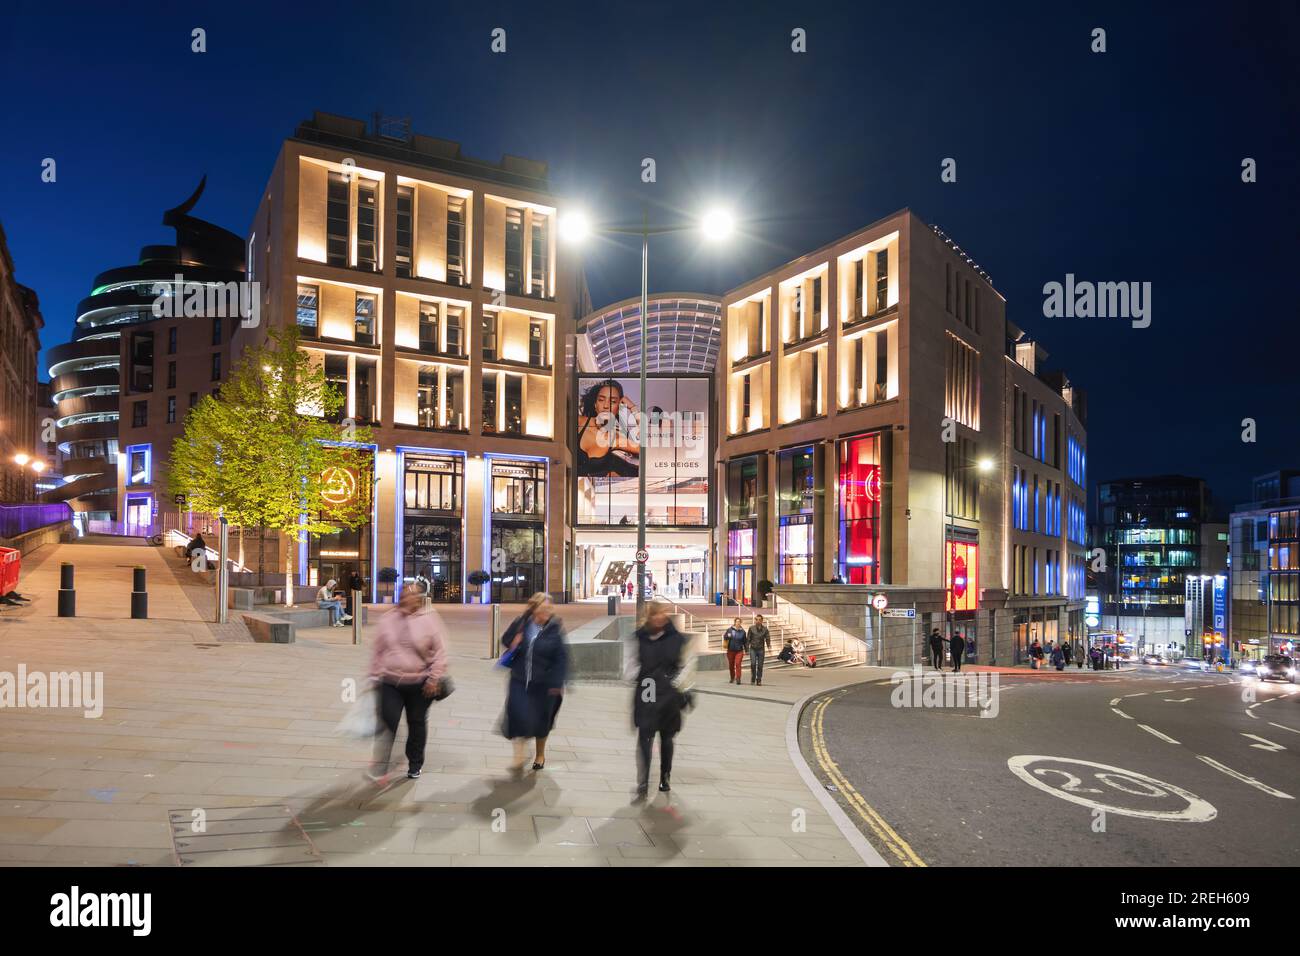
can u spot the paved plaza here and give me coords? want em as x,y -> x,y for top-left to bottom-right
0,542 -> 881,866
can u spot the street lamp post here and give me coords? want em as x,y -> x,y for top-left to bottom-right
562,204 -> 734,620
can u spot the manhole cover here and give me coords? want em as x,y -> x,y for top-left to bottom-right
169,805 -> 323,866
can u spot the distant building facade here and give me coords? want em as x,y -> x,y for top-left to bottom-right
0,223 -> 44,503
43,180 -> 246,530
1093,475 -> 1227,656
1229,469 -> 1300,660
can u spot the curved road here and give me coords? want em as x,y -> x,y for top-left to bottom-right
798,664 -> 1299,866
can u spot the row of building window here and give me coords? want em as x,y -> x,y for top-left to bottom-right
127,322 -> 226,394
394,187 -> 468,285
1067,434 -> 1085,487
724,431 -> 886,600
1012,544 -> 1067,596
296,285 -> 550,366
1068,497 -> 1086,546
324,171 -> 550,300
1012,466 -> 1061,536
1269,509 -> 1298,541
130,390 -> 206,429
944,333 -> 980,430
945,261 -> 981,333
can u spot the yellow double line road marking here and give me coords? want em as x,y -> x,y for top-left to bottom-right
808,693 -> 926,867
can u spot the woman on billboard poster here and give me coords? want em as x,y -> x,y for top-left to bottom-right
577,378 -> 640,478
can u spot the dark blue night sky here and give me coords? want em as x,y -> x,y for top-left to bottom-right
2,0 -> 1296,511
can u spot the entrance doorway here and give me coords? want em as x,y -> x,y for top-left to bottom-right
124,494 -> 152,537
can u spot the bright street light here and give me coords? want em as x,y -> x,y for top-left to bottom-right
13,453 -> 29,466
31,460 -> 46,473
700,208 -> 734,241
977,457 -> 994,473
558,210 -> 590,243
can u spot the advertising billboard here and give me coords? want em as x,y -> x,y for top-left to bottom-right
946,539 -> 979,612
576,375 -> 709,526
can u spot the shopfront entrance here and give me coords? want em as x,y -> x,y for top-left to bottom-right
726,523 -> 755,606
488,457 -> 547,603
400,452 -> 464,602
573,530 -> 712,603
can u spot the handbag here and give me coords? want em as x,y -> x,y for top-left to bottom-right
497,647 -> 517,669
335,682 -> 380,738
431,675 -> 455,701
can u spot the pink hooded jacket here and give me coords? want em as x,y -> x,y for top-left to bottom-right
369,605 -> 449,684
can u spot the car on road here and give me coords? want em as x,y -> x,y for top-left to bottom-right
1255,655 -> 1297,683
1239,659 -> 1259,676
1182,658 -> 1209,671
1141,654 -> 1167,665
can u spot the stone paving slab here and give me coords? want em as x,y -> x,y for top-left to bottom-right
0,542 -> 880,866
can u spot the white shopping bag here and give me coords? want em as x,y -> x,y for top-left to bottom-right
335,682 -> 380,738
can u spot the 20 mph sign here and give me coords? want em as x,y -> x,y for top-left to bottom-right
635,549 -> 649,563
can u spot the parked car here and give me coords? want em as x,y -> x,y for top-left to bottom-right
1256,655 -> 1297,683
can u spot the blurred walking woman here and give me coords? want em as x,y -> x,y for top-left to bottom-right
501,593 -> 568,775
627,600 -> 696,800
368,582 -> 449,781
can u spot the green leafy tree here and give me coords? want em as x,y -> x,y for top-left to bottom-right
165,325 -> 373,603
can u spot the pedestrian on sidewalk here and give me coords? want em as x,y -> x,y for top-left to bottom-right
500,593 -> 568,775
950,630 -> 966,673
746,614 -> 771,686
1062,642 -> 1073,667
626,600 -> 695,800
723,617 -> 747,684
929,628 -> 945,670
1051,643 -> 1066,671
317,579 -> 350,627
1030,639 -> 1044,670
368,582 -> 450,781
343,565 -> 364,620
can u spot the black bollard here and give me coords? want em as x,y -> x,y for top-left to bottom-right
57,562 -> 75,617
131,566 -> 148,619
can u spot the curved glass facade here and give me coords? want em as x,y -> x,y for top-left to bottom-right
581,295 -> 721,374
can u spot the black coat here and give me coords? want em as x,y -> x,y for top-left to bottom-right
928,633 -> 944,652
631,621 -> 688,734
502,614 -> 568,689
501,614 -> 568,739
950,634 -> 966,658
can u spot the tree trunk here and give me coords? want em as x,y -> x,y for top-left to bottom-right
284,534 -> 295,608
237,525 -> 245,571
258,521 -> 265,586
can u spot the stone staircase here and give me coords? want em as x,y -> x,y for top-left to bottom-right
676,607 -> 863,668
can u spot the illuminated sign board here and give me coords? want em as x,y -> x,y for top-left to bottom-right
321,466 -> 359,507
946,540 -> 979,612
576,375 -> 709,526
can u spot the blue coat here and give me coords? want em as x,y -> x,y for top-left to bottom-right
724,626 -> 747,652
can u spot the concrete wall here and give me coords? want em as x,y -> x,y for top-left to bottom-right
0,521 -> 73,557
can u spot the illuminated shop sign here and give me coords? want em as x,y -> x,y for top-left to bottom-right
946,540 -> 979,612
321,466 -> 359,507
406,459 -> 455,473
